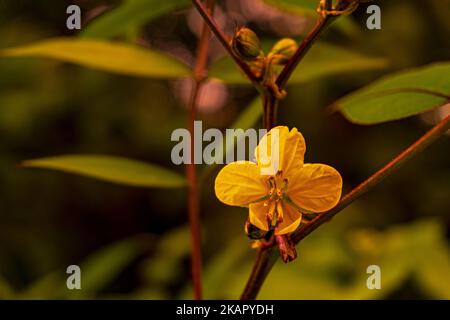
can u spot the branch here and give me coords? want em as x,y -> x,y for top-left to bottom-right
276,0 -> 336,90
241,112 -> 450,300
192,0 -> 262,88
186,0 -> 215,300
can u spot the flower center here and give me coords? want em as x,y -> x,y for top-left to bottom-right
264,171 -> 288,229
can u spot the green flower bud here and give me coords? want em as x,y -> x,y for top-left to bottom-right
268,38 -> 298,65
231,27 -> 263,61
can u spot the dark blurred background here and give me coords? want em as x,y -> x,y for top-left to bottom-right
0,0 -> 449,299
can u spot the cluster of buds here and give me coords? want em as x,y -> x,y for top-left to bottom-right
231,27 -> 299,99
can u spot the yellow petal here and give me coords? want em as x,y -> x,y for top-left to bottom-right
255,126 -> 305,176
281,127 -> 306,178
249,201 -> 270,231
215,161 -> 268,207
275,202 -> 302,235
287,163 -> 343,213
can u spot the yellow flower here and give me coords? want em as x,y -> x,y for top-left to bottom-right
215,126 -> 343,236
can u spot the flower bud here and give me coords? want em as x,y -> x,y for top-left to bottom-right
245,219 -> 267,240
275,234 -> 297,263
231,27 -> 263,61
268,38 -> 298,65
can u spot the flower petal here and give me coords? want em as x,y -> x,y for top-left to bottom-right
255,126 -> 305,176
287,163 -> 343,213
281,127 -> 306,177
275,202 -> 302,235
215,161 -> 268,207
249,201 -> 270,231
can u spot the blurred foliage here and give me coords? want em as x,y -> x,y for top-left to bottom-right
81,0 -> 191,39
0,0 -> 449,300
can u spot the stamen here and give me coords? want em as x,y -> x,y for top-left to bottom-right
276,201 -> 284,223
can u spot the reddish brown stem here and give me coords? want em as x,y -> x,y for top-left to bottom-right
186,0 -> 215,300
276,0 -> 335,90
192,0 -> 261,88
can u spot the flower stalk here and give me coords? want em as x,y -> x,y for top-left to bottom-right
186,0 -> 215,300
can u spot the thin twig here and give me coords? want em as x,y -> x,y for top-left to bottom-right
241,112 -> 450,299
262,93 -> 279,130
192,0 -> 262,88
186,0 -> 215,300
276,0 -> 335,90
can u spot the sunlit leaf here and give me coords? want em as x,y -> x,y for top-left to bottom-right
337,62 -> 450,124
209,43 -> 387,85
81,0 -> 190,39
22,155 -> 186,188
1,38 -> 191,79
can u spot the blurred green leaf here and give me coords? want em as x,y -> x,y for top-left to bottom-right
140,227 -> 191,297
209,43 -> 387,85
81,0 -> 190,39
66,234 -> 152,298
0,274 -> 15,299
413,224 -> 450,299
19,271 -> 65,299
232,98 -> 263,129
20,235 -> 152,299
201,98 -> 262,179
262,0 -> 317,17
337,62 -> 450,124
211,98 -> 262,162
344,220 -> 450,299
22,155 -> 186,188
1,38 -> 191,79
180,236 -> 250,299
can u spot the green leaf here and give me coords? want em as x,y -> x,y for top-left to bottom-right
209,42 -> 387,85
263,0 -> 317,17
413,223 -> 450,299
338,62 -> 450,124
66,234 -> 152,298
81,0 -> 190,39
22,155 -> 186,188
179,236 -> 250,299
0,38 -> 191,79
0,274 -> 15,299
200,98 -> 262,179
19,235 -> 152,299
213,98 -> 262,162
141,227 -> 191,287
